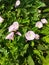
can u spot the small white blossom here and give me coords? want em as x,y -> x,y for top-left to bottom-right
16,31 -> 22,36
5,32 -> 14,40
8,22 -> 19,32
41,18 -> 48,24
25,31 -> 35,41
35,34 -> 40,40
0,16 -> 4,23
38,10 -> 41,13
35,21 -> 43,28
15,0 -> 20,7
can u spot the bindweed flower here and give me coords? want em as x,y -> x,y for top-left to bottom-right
8,22 -> 19,32
5,32 -> 14,40
35,21 -> 43,28
15,0 -> 20,7
41,18 -> 48,24
16,31 -> 22,36
25,31 -> 35,41
0,16 -> 4,23
35,34 -> 40,40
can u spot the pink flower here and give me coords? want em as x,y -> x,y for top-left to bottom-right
16,31 -> 22,36
25,31 -> 35,41
0,16 -> 4,23
8,22 -> 19,32
41,18 -> 48,24
35,21 -> 43,28
35,34 -> 40,40
5,32 -> 14,40
15,0 -> 20,7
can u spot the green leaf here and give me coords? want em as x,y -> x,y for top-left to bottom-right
43,8 -> 49,12
37,44 -> 48,50
33,50 -> 40,56
42,35 -> 49,43
20,44 -> 29,56
27,55 -> 35,65
31,41 -> 34,47
41,25 -> 49,35
36,1 -> 46,8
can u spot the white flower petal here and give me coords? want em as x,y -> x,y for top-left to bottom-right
0,16 -> 4,23
35,21 -> 43,28
8,22 -> 19,32
16,31 -> 22,36
15,0 -> 20,7
5,32 -> 14,40
35,34 -> 40,40
38,10 -> 41,13
41,18 -> 48,24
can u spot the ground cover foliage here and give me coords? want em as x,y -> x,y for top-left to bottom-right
0,0 -> 49,65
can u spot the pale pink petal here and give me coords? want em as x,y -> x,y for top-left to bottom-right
16,32 -> 22,36
35,21 -> 43,28
35,34 -> 40,40
5,32 -> 14,40
41,18 -> 48,24
8,22 -> 19,32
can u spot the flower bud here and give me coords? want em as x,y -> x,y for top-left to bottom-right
16,31 -> 22,36
15,0 -> 20,7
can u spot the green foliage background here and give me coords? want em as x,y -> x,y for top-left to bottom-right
0,0 -> 49,65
